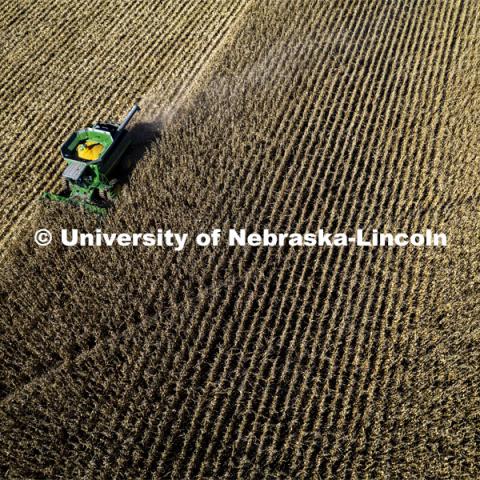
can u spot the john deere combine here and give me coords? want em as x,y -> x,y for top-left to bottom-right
42,104 -> 140,214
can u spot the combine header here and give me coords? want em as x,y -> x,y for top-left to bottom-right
42,104 -> 140,214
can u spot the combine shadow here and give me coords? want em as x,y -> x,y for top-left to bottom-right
113,120 -> 163,183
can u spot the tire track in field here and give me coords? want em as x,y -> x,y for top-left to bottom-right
80,4 -> 265,477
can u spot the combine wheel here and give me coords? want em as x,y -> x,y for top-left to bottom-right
61,178 -> 70,194
98,188 -> 109,202
107,179 -> 120,200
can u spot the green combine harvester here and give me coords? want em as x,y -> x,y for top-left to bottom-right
42,104 -> 141,214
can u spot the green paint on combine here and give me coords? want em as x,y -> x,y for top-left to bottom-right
42,104 -> 141,215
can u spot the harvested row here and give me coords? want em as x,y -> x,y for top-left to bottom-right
0,0 -> 250,253
0,0 -> 478,478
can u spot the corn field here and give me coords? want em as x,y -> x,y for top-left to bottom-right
0,0 -> 479,478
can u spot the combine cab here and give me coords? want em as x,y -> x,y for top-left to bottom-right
42,104 -> 140,214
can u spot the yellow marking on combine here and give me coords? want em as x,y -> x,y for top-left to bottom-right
76,140 -> 104,161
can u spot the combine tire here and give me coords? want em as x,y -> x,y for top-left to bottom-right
61,178 -> 70,195
98,188 -> 109,202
